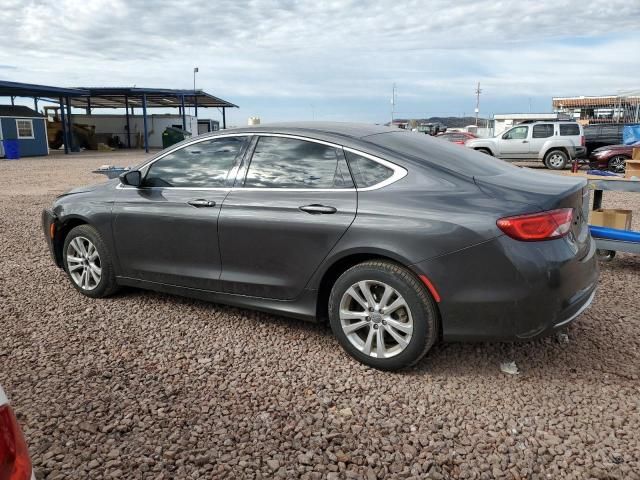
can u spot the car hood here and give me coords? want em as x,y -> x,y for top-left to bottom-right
56,180 -> 115,198
593,144 -> 633,152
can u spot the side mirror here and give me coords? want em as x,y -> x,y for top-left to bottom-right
119,170 -> 142,187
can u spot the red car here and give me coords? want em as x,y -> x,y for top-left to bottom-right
437,131 -> 477,145
0,386 -> 34,480
589,143 -> 636,173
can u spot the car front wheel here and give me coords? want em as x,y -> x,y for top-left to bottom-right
328,260 -> 439,370
63,224 -> 118,298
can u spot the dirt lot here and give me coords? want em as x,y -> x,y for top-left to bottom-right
1,152 -> 639,479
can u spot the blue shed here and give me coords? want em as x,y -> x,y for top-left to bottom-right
0,105 -> 48,158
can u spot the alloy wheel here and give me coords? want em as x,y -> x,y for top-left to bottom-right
548,153 -> 565,168
66,236 -> 102,291
608,156 -> 626,174
339,280 -> 413,359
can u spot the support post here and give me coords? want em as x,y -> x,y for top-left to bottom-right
86,98 -> 91,115
59,97 -> 69,154
66,96 -> 74,152
222,107 -> 226,129
11,96 -> 15,106
181,95 -> 186,131
194,95 -> 198,118
125,96 -> 131,148
142,94 -> 149,153
34,97 -> 38,112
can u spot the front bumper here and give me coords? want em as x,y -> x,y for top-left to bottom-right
41,208 -> 60,266
411,234 -> 598,341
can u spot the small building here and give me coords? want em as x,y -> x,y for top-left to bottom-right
0,105 -> 48,158
492,113 -> 571,136
552,94 -> 640,124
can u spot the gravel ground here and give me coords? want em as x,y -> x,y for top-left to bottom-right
1,153 -> 639,479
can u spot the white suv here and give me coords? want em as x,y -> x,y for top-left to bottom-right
465,121 -> 586,170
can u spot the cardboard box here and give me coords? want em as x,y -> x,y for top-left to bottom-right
590,209 -> 633,230
633,147 -> 640,160
626,159 -> 640,179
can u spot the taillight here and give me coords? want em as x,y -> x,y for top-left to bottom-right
497,208 -> 573,241
0,403 -> 32,480
581,135 -> 585,146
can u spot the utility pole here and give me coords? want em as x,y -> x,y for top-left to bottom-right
474,82 -> 482,126
391,83 -> 397,125
192,67 -> 199,117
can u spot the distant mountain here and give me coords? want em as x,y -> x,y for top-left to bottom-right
392,117 -> 491,128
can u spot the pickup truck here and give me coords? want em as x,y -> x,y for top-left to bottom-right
465,121 -> 586,170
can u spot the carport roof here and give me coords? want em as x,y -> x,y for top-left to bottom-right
0,81 -> 237,109
68,87 -> 238,109
0,80 -> 88,97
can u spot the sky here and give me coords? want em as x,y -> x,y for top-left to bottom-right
1,0 -> 640,127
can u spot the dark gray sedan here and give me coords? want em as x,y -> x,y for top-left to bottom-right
42,123 -> 598,370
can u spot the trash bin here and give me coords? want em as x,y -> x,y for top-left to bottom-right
162,127 -> 192,149
2,139 -> 20,160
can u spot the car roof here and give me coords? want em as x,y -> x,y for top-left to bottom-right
209,122 -> 400,141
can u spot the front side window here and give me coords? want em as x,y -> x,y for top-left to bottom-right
503,126 -> 528,140
144,136 -> 245,188
532,124 -> 554,138
559,124 -> 580,136
244,136 -> 353,189
16,119 -> 34,139
345,151 -> 394,188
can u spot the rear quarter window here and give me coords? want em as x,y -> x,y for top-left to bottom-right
366,131 -> 516,177
559,124 -> 580,136
344,150 -> 394,188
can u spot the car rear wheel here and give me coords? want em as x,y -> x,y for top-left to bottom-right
63,225 -> 118,298
608,155 -> 627,174
545,149 -> 568,170
328,260 -> 438,370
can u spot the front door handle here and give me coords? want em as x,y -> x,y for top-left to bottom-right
188,199 -> 216,208
522,140 -> 529,143
299,204 -> 337,214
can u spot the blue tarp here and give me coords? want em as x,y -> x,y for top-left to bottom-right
622,124 -> 640,145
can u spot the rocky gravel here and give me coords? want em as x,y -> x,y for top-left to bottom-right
1,153 -> 639,479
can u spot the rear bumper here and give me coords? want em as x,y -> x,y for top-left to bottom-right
575,146 -> 587,158
411,234 -> 598,341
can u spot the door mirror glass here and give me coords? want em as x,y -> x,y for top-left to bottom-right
120,170 -> 142,187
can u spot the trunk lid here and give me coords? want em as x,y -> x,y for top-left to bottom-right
474,168 -> 590,257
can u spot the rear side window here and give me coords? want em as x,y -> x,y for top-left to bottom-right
144,137 -> 245,188
244,136 -> 353,189
559,124 -> 580,136
344,151 -> 394,188
600,125 -> 618,136
532,124 -> 554,138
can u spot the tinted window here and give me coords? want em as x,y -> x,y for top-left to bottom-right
584,125 -> 599,137
244,136 -> 353,189
559,124 -> 580,136
345,151 -> 394,188
144,137 -> 244,188
532,124 -> 554,138
365,131 -> 516,177
503,126 -> 528,140
600,125 -> 618,136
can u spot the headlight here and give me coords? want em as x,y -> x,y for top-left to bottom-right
594,150 -> 610,156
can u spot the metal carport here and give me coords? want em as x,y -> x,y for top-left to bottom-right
0,81 -> 238,154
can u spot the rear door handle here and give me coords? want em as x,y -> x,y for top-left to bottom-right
188,199 -> 216,208
299,204 -> 337,214
522,140 -> 529,143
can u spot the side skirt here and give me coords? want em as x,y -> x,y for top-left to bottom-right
115,276 -> 319,322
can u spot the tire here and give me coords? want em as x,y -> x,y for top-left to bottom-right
475,148 -> 493,156
608,155 -> 628,174
328,260 -> 439,371
544,149 -> 568,170
62,224 -> 118,298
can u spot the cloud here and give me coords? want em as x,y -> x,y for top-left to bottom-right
1,0 -> 639,122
